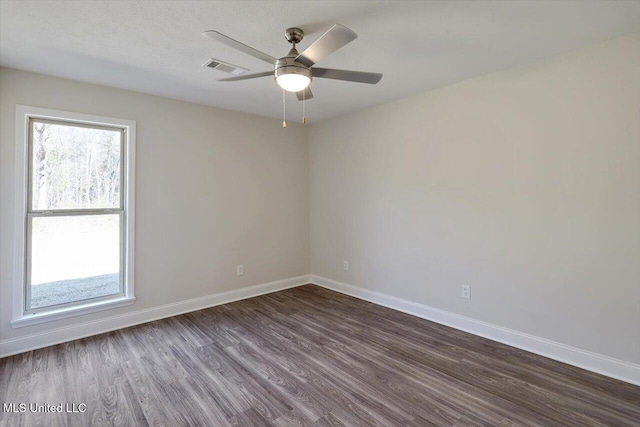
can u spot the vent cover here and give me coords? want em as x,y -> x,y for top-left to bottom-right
202,58 -> 250,75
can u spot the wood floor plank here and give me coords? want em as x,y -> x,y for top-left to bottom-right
313,412 -> 347,427
229,407 -> 273,427
120,357 -> 178,426
61,339 -> 108,427
0,353 -> 32,425
1,284 -> 638,426
27,366 -> 68,427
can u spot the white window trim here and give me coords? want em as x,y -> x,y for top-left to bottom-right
12,105 -> 136,328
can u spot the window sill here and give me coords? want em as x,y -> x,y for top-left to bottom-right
11,296 -> 136,328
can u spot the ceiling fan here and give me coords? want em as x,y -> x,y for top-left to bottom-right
202,24 -> 382,123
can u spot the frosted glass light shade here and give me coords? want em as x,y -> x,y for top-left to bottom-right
276,73 -> 311,92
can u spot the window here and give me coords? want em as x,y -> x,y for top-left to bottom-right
13,106 -> 135,327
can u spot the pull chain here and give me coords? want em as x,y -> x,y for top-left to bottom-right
282,89 -> 287,128
302,89 -> 306,124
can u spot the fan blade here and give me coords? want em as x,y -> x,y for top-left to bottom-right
296,87 -> 314,101
312,68 -> 382,84
295,24 -> 357,67
203,30 -> 277,65
217,71 -> 273,82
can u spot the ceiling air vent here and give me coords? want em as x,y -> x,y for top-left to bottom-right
202,58 -> 249,75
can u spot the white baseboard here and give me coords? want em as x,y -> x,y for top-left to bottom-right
310,274 -> 640,386
0,275 -> 310,358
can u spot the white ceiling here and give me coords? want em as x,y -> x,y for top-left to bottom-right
1,1 -> 639,123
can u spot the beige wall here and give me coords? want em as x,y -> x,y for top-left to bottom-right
310,33 -> 640,364
0,68 -> 309,341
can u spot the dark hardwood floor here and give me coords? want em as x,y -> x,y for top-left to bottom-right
1,285 -> 638,426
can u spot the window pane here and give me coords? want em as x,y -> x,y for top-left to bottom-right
31,121 -> 121,210
29,214 -> 121,309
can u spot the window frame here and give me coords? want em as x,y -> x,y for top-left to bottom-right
12,105 -> 136,328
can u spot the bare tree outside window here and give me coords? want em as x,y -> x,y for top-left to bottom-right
31,122 -> 121,211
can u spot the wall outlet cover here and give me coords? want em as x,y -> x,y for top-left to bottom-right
462,285 -> 471,299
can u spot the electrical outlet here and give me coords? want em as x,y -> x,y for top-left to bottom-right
237,265 -> 244,276
343,261 -> 349,271
461,285 -> 471,299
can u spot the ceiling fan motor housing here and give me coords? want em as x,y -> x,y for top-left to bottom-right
274,48 -> 312,87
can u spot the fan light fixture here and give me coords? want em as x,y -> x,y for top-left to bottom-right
276,73 -> 311,92
274,42 -> 313,93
